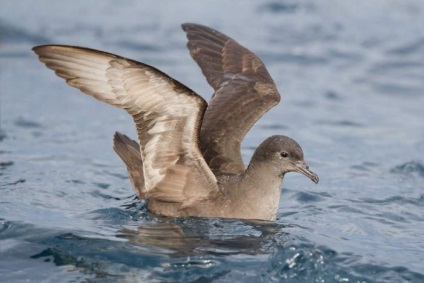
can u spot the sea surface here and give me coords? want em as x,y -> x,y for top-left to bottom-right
1,1 -> 423,282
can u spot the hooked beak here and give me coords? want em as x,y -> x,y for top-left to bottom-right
294,161 -> 319,184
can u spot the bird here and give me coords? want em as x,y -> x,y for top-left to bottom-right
32,23 -> 318,221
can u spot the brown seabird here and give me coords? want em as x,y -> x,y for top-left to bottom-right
32,23 -> 318,221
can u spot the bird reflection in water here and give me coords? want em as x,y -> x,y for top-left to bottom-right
117,214 -> 291,257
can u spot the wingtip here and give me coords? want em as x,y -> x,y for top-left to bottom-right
113,131 -> 125,143
181,23 -> 209,33
32,45 -> 62,56
32,44 -> 55,53
113,132 -> 139,150
113,131 -> 128,153
32,45 -> 45,54
181,22 -> 196,32
114,131 -> 122,138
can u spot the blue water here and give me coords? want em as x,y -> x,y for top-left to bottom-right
1,1 -> 423,282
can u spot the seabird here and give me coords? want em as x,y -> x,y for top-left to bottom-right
33,23 -> 318,221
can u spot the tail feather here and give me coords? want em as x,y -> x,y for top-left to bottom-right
113,132 -> 145,198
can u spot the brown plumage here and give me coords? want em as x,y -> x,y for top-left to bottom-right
183,23 -> 281,174
33,23 -> 318,221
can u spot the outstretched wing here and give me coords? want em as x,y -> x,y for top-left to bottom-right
182,23 -> 281,174
33,45 -> 219,205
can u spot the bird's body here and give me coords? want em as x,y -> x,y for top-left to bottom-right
33,23 -> 318,221
114,133 -> 300,220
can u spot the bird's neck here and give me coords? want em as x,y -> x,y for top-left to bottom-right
235,161 -> 284,220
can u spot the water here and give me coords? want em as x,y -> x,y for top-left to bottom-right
1,0 -> 423,282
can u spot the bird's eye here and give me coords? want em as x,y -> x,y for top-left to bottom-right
280,152 -> 289,158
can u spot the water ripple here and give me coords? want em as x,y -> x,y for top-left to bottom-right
293,191 -> 331,203
357,195 -> 424,206
0,20 -> 50,44
14,117 -> 44,129
259,2 -> 300,14
0,161 -> 13,169
387,37 -> 424,55
390,161 -> 424,177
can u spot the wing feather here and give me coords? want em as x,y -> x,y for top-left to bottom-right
33,45 -> 219,204
182,23 -> 281,174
